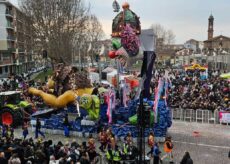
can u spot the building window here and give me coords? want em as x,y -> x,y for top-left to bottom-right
0,67 -> 2,74
5,66 -> 8,73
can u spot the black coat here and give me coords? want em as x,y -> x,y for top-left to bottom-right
0,157 -> 7,164
181,157 -> 193,164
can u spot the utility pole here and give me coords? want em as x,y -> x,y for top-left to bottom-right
98,56 -> 102,83
116,59 -> 120,91
78,43 -> 82,71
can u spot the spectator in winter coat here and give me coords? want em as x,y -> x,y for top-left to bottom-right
153,142 -> 161,164
180,151 -> 193,164
35,118 -> 45,139
0,152 -> 7,164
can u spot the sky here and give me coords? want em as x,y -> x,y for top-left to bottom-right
10,0 -> 230,44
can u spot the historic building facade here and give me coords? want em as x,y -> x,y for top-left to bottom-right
204,14 -> 230,51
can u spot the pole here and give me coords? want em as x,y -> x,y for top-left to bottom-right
72,47 -> 75,66
98,58 -> 102,83
116,59 -> 120,91
79,45 -> 81,71
138,90 -> 144,164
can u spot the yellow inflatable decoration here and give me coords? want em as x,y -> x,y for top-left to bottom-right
184,64 -> 207,71
47,78 -> 55,89
77,88 -> 94,96
46,78 -> 93,97
28,88 -> 77,108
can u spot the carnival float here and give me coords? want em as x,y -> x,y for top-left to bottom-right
28,2 -> 172,140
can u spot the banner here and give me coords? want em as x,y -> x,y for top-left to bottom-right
141,51 -> 156,99
219,111 -> 230,123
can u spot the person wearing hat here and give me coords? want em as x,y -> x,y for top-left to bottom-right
161,136 -> 174,163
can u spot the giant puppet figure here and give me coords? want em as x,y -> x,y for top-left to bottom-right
109,2 -> 141,66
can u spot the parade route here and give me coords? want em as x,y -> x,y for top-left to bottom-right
12,120 -> 230,164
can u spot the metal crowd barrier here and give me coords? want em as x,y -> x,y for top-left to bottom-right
172,108 -> 220,124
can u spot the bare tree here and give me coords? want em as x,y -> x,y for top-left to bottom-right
165,29 -> 175,45
21,0 -> 89,65
150,24 -> 175,44
85,14 -> 105,65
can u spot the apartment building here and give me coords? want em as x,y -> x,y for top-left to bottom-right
0,0 -> 34,78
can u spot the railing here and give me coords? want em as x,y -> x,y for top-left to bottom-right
8,47 -> 16,52
6,23 -> 14,29
0,59 -> 12,65
172,108 -> 222,125
5,10 -> 13,17
7,35 -> 16,41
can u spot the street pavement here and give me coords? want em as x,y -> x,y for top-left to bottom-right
13,120 -> 230,164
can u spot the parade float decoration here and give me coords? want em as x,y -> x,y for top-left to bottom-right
28,88 -> 77,108
28,1 -> 172,140
112,0 -> 120,12
125,78 -> 172,138
28,65 -> 94,116
184,64 -> 208,79
220,72 -> 230,79
79,94 -> 100,120
109,2 -> 141,66
184,64 -> 207,71
28,66 -> 172,138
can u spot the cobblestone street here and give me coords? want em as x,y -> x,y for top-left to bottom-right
13,120 -> 230,164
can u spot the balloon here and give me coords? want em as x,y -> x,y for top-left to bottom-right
108,51 -> 117,59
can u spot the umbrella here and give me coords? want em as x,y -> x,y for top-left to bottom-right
220,72 -> 230,79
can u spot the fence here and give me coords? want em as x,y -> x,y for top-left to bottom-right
171,108 -> 226,125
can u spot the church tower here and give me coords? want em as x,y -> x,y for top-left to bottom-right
208,14 -> 214,40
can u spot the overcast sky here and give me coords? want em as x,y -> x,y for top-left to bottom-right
10,0 -> 230,44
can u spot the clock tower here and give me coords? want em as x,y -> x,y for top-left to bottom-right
208,14 -> 214,40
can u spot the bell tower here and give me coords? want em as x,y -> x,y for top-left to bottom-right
208,14 -> 214,40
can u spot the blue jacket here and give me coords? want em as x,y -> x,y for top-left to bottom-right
153,145 -> 161,157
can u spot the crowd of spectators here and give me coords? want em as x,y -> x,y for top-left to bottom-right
0,136 -> 100,164
0,125 -> 138,164
167,69 -> 230,112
